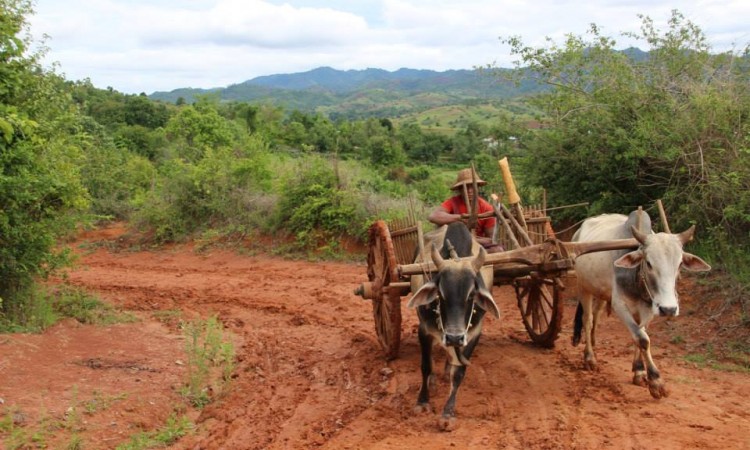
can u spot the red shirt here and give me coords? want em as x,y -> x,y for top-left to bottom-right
440,195 -> 496,238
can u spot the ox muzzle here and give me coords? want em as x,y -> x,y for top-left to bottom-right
443,332 -> 468,347
657,305 -> 678,317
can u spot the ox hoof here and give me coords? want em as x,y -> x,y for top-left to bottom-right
583,358 -> 598,371
414,403 -> 432,414
632,371 -> 648,387
648,381 -> 669,399
438,415 -> 458,432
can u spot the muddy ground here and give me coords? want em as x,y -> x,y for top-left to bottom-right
1,224 -> 748,449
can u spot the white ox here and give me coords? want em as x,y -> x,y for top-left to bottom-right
572,211 -> 711,398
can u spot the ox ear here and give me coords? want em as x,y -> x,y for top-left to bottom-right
474,275 -> 500,319
407,279 -> 439,309
614,250 -> 643,269
681,252 -> 711,272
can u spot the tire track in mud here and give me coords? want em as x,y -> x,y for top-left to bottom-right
62,244 -> 750,450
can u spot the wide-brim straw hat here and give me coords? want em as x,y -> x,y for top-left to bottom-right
451,168 -> 487,190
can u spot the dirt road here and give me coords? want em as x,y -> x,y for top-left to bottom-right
1,226 -> 748,449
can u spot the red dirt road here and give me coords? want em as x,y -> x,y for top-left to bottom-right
1,226 -> 749,449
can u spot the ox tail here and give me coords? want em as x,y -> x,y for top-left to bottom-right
572,301 -> 583,347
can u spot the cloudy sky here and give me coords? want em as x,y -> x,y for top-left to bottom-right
28,0 -> 750,95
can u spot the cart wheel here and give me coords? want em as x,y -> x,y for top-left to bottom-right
367,220 -> 402,359
514,274 -> 563,348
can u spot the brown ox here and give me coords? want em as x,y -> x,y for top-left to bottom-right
407,222 -> 499,430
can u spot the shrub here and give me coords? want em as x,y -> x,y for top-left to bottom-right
275,156 -> 365,249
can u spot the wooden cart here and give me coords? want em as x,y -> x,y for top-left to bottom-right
354,161 -> 641,360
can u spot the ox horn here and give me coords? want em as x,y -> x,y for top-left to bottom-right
472,246 -> 486,272
630,225 -> 648,245
431,243 -> 445,271
677,224 -> 696,244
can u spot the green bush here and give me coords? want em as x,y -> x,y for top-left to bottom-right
0,285 -> 131,333
1,0 -> 90,314
275,156 -> 366,249
506,11 -> 750,235
133,133 -> 273,242
77,117 -> 158,219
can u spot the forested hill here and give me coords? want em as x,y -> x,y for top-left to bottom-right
148,66 -> 545,119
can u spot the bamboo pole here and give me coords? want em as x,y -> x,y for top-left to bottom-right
498,157 -> 527,231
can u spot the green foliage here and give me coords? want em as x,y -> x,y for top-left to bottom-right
0,284 -> 134,333
76,116 -> 158,219
115,414 -> 194,450
504,11 -> 750,236
0,284 -> 56,333
164,100 -> 238,162
113,125 -> 168,160
72,81 -> 170,130
367,133 -> 406,167
133,129 -> 273,243
181,316 -> 235,409
275,156 -> 366,249
51,285 -> 135,325
502,10 -> 750,319
1,0 -> 90,315
684,341 -> 750,373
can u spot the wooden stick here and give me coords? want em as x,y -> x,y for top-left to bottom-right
470,162 -> 479,218
493,200 -> 521,249
499,203 -> 533,247
461,183 -> 477,233
656,199 -> 671,233
636,206 -> 643,232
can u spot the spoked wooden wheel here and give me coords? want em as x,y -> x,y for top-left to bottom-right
366,220 -> 403,360
514,274 -> 563,348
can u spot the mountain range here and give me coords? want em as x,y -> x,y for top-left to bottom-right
147,48 -> 652,120
148,66 -> 545,119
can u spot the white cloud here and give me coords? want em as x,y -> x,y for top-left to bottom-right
28,0 -> 750,94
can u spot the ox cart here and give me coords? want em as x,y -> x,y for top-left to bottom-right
354,160 -> 646,360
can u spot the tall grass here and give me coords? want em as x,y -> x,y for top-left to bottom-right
180,316 -> 236,408
0,285 -> 134,333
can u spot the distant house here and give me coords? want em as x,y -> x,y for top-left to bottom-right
483,137 -> 499,150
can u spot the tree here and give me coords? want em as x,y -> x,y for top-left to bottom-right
1,0 -> 89,315
165,100 -> 237,162
451,121 -> 487,162
503,10 -> 750,243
